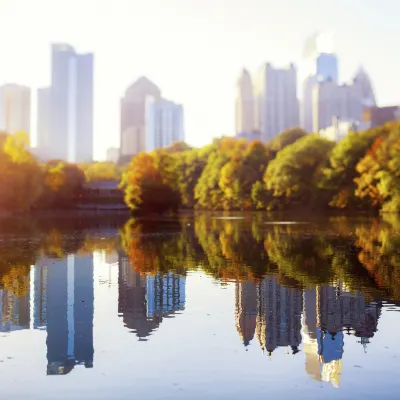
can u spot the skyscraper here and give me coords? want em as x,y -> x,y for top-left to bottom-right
145,97 -> 184,152
316,53 -> 339,83
235,68 -> 255,136
36,87 -> 51,158
301,32 -> 339,132
353,66 -> 376,108
0,84 -> 31,137
120,77 -> 161,158
312,80 -> 364,132
254,63 -> 299,142
48,43 -> 94,162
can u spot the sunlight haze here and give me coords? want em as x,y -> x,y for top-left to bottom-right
0,0 -> 399,159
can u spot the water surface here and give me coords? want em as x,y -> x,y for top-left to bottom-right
0,213 -> 399,399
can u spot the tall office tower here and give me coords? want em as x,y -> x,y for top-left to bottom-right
235,68 -> 255,136
312,81 -> 363,132
352,66 -> 376,108
36,87 -> 51,159
50,43 -> 94,162
235,280 -> 257,347
120,77 -> 161,158
254,63 -> 299,142
35,254 -> 94,375
255,275 -> 303,355
303,32 -> 338,82
301,32 -> 338,132
316,53 -> 339,83
145,97 -> 184,152
301,75 -> 318,132
0,84 -> 31,137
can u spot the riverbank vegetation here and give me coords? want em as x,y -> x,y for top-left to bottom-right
0,131 -> 122,212
121,123 -> 400,213
1,122 -> 399,214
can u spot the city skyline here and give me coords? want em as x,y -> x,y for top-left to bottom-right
1,0 -> 400,159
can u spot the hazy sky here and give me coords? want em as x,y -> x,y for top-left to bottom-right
0,0 -> 399,160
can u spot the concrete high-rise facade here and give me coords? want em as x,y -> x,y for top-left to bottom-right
301,33 -> 339,133
312,80 -> 364,132
0,84 -> 31,137
36,87 -> 51,158
353,67 -> 376,108
254,63 -> 299,142
145,97 -> 184,152
235,69 -> 255,135
120,77 -> 161,157
42,43 -> 93,162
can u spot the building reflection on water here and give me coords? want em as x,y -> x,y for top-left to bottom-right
34,255 -> 94,375
235,278 -> 382,387
0,253 -> 383,383
118,255 -> 186,340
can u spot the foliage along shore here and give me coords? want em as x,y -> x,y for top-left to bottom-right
1,122 -> 399,214
120,123 -> 400,214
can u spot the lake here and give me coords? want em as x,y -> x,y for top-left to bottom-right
0,212 -> 399,399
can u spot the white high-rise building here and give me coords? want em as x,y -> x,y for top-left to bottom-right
254,63 -> 299,142
36,87 -> 51,158
352,67 -> 376,108
301,33 -> 339,133
0,84 -> 31,137
235,69 -> 254,135
145,97 -> 184,152
312,67 -> 375,133
120,77 -> 161,157
49,43 -> 94,163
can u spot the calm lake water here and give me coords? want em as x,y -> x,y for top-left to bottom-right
0,212 -> 399,399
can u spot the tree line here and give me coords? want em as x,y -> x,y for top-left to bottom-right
120,123 -> 400,213
0,131 -> 122,212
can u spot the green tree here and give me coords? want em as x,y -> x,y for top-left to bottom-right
267,127 -> 307,153
323,127 -> 385,209
264,134 -> 334,209
37,161 -> 85,208
0,131 -> 43,212
120,151 -> 180,213
83,161 -> 121,182
355,124 -> 400,212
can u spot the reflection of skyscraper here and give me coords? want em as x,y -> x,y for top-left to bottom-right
302,288 -> 321,381
0,286 -> 30,332
256,276 -> 302,355
33,264 -> 48,329
302,283 -> 382,387
235,281 -> 257,346
316,283 -> 381,339
34,254 -> 94,375
318,329 -> 343,388
118,255 -> 185,340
